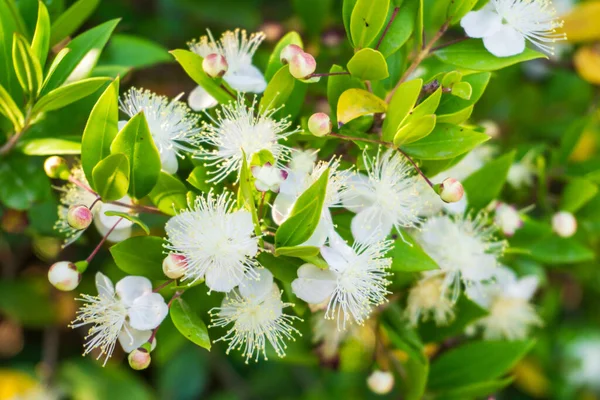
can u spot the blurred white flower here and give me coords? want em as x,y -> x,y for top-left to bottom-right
188,29 -> 266,110
196,96 -> 296,183
494,202 -> 523,236
164,191 -> 260,292
209,269 -> 300,363
566,336 -> 600,391
461,0 -> 565,57
341,149 -> 422,244
251,163 -> 288,193
119,88 -> 200,174
292,232 -> 392,329
70,273 -> 168,365
406,275 -> 455,326
467,266 -> 541,340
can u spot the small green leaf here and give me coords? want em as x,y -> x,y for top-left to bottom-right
401,123 -> 490,160
149,172 -> 188,216
382,78 -> 423,141
32,77 -> 109,115
451,81 -> 472,100
560,177 -> 599,213
350,0 -> 390,49
394,114 -> 437,146
110,236 -> 166,280
0,84 -> 24,130
104,211 -> 150,234
31,1 -> 50,67
337,88 -> 387,125
49,0 -> 101,47
12,33 -> 43,95
274,246 -> 320,257
390,230 -> 439,272
92,153 -> 130,201
259,65 -> 295,112
463,150 -> 515,210
265,31 -> 303,81
170,297 -> 211,351
347,48 -> 389,81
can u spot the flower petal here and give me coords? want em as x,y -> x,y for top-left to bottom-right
116,276 -> 153,307
350,207 -> 393,245
128,292 -> 169,331
224,64 -> 267,93
118,323 -> 152,353
482,25 -> 526,57
188,85 -> 218,111
95,272 -> 114,298
460,5 -> 503,38
239,268 -> 273,300
291,263 -> 337,304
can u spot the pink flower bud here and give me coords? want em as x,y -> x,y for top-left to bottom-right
439,178 -> 464,203
162,253 -> 187,279
289,52 -> 316,79
48,261 -> 81,291
307,113 -> 332,137
67,205 -> 93,230
202,53 -> 228,78
552,211 -> 577,238
280,44 -> 303,65
128,348 -> 151,370
44,156 -> 69,179
367,370 -> 394,395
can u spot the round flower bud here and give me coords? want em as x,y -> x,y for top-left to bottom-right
67,205 -> 93,230
552,211 -> 577,238
162,253 -> 187,279
44,156 -> 69,180
439,178 -> 464,203
128,348 -> 151,370
48,261 -> 81,291
202,53 -> 228,78
367,370 -> 394,395
280,44 -> 303,65
308,113 -> 332,137
289,52 -> 316,79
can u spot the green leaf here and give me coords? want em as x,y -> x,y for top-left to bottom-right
275,170 -> 329,249
428,340 -> 535,389
434,39 -> 545,71
432,377 -> 513,400
81,78 -> 119,188
560,177 -> 599,213
92,153 -> 130,201
110,112 -> 162,199
370,0 -> 419,57
463,150 -> 515,210
0,83 -> 24,130
49,0 -> 101,47
337,88 -> 387,125
170,297 -> 211,351
32,77 -> 109,115
31,1 -> 50,67
446,0 -> 479,24
0,154 -> 50,210
327,64 -> 365,126
110,235 -> 166,280
12,33 -> 43,95
350,0 -> 390,49
170,49 -> 233,105
237,154 -> 261,238
347,48 -> 389,81
401,123 -> 490,160
265,31 -> 303,81
394,114 -> 437,146
390,230 -> 440,272
418,295 -> 487,343
104,211 -> 150,235
149,172 -> 188,216
100,34 -> 171,69
382,78 -> 423,141
259,65 -> 295,112
274,246 -> 320,257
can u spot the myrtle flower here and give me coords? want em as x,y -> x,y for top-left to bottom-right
341,149 -> 422,244
461,0 -> 565,58
272,158 -> 351,247
413,213 -> 505,302
164,191 -> 260,292
467,266 -> 541,340
251,163 -> 288,193
119,88 -> 200,174
70,273 -> 168,365
209,269 -> 301,363
565,336 -> 600,391
406,275 -> 455,326
292,232 -> 393,329
195,96 -> 296,183
188,29 -> 266,110
54,166 -> 134,247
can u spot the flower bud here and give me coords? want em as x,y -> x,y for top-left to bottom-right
44,156 -> 69,179
67,205 -> 93,230
367,370 -> 394,395
494,203 -> 523,236
128,348 -> 151,370
280,44 -> 303,65
48,261 -> 81,291
289,51 -> 316,79
308,113 -> 332,137
162,253 -> 187,279
202,53 -> 228,78
552,211 -> 577,238
438,178 -> 464,203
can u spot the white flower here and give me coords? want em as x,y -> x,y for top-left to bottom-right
188,29 -> 266,110
70,273 -> 168,365
119,88 -> 199,174
292,232 -> 393,329
164,191 -> 260,292
251,163 -> 288,193
494,202 -> 523,236
461,0 -> 565,58
565,337 -> 600,391
406,275 -> 455,326
467,266 -> 541,340
209,269 -> 300,363
272,158 -> 350,247
195,96 -> 296,183
341,149 -> 423,244
413,213 -> 505,302
289,149 -> 318,174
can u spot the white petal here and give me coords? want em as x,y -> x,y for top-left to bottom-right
128,292 -> 169,330
239,268 -> 273,300
482,25 -> 526,57
160,149 -> 179,174
95,272 -> 114,298
291,263 -> 337,304
116,276 -> 153,307
350,207 -> 393,245
188,85 -> 218,111
204,265 -> 245,293
118,324 -> 152,353
341,173 -> 375,213
460,5 -> 502,38
224,64 -> 267,93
